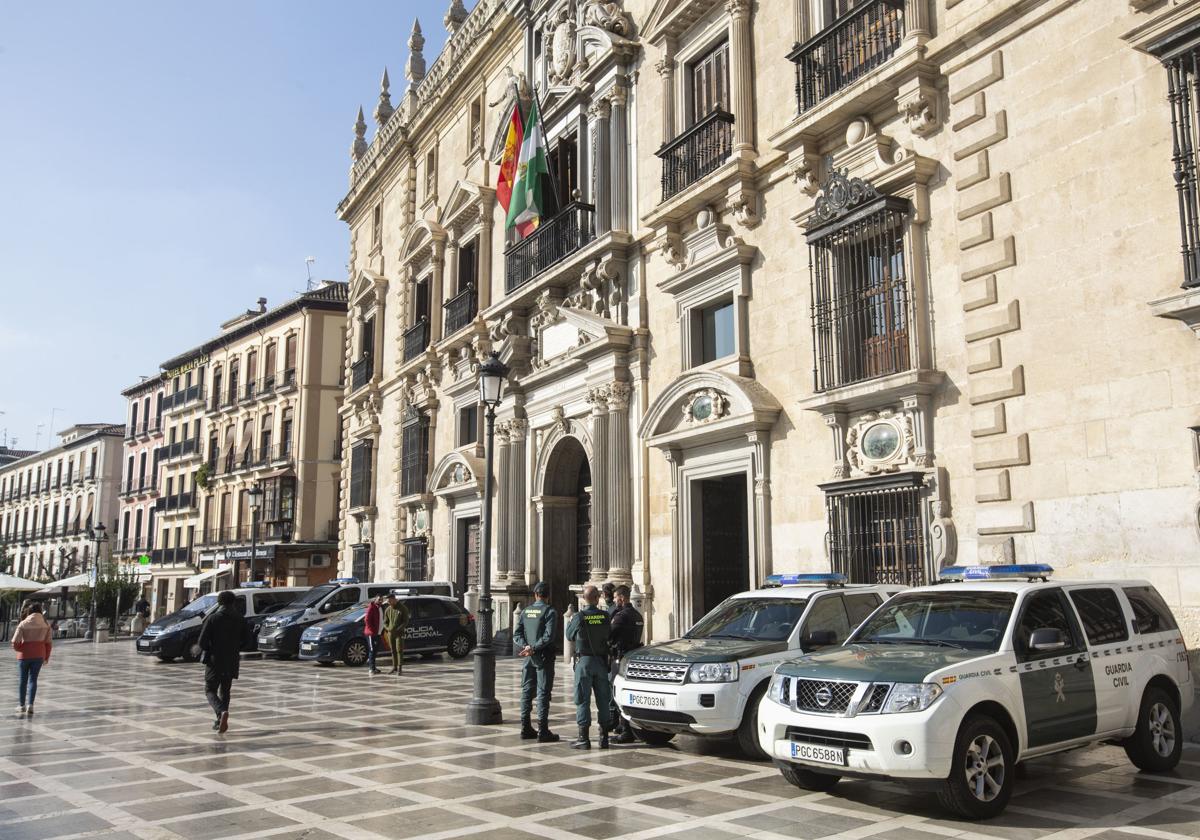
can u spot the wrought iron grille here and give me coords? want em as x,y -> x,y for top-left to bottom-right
351,354 -> 373,391
349,441 -> 372,508
789,0 -> 905,113
504,202 -> 596,293
400,411 -> 430,497
443,285 -> 477,335
1165,46 -> 1200,288
826,481 -> 929,586
403,319 -> 429,363
809,201 -> 911,392
656,109 -> 735,201
403,538 -> 428,580
352,546 -> 371,582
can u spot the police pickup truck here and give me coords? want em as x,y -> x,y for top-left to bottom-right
613,574 -> 903,758
758,564 -> 1194,819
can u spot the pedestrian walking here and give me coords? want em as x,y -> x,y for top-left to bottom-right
198,590 -> 246,734
601,582 -> 617,614
383,593 -> 410,675
133,593 -> 151,634
12,601 -> 52,717
363,596 -> 383,674
513,581 -> 560,743
566,584 -> 613,750
608,584 -> 644,743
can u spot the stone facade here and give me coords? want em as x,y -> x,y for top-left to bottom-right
339,0 -> 1200,645
113,374 -> 166,589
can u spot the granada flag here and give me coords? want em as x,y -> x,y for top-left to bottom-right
496,101 -> 524,213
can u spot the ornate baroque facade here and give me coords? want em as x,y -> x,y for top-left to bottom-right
339,0 -> 1200,645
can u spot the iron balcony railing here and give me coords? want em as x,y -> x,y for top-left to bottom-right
213,442 -> 294,476
154,437 -> 200,462
504,202 -> 596,293
656,109 -> 735,201
154,490 -> 195,513
789,0 -> 905,113
443,285 -> 477,335
351,355 -> 374,392
162,383 -> 206,414
403,319 -> 430,363
276,368 -> 297,391
150,546 -> 192,565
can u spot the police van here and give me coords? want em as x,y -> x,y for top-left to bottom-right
613,574 -> 903,758
136,584 -> 306,662
757,565 -> 1194,819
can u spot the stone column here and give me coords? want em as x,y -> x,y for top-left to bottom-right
606,383 -> 633,584
477,200 -> 494,311
590,98 -> 612,237
656,42 -> 676,145
507,419 -> 528,583
609,84 -> 629,233
727,0 -> 755,152
587,386 -> 609,582
445,236 -> 459,299
494,421 -> 511,578
429,244 -> 446,344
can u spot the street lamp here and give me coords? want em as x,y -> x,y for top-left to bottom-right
465,350 -> 509,725
88,523 -> 107,641
248,484 -> 263,585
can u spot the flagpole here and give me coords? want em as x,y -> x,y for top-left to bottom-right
532,85 -> 566,214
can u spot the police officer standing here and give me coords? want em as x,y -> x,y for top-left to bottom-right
608,584 -> 644,744
513,581 -> 560,743
566,584 -> 613,750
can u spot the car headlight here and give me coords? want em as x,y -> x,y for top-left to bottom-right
158,624 -> 181,636
618,657 -> 629,678
767,673 -> 790,706
688,662 -> 738,683
881,682 -> 943,713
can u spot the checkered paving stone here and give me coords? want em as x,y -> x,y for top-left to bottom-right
1,642 -> 1198,840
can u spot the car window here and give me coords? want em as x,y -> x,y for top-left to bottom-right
844,593 -> 881,628
1068,588 -> 1129,645
232,595 -> 248,616
324,588 -> 360,611
1123,586 -> 1178,634
409,599 -> 441,621
290,583 -> 338,607
685,598 -> 808,641
1015,589 -> 1083,660
849,591 -> 1015,652
367,586 -> 394,599
253,593 -> 287,613
802,595 -> 851,644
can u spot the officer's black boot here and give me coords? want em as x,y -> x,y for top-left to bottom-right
599,728 -> 610,750
537,720 -> 560,743
520,716 -> 537,740
570,725 -> 591,750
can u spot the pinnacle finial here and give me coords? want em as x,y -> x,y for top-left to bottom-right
406,19 -> 427,83
444,0 -> 467,32
373,67 -> 394,126
352,106 -> 368,161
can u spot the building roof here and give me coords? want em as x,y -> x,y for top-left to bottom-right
0,424 -> 123,473
159,281 -> 349,371
0,446 -> 38,467
120,372 -> 166,398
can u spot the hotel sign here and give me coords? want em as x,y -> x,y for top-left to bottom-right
166,353 -> 210,380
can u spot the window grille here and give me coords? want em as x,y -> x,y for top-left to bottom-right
807,168 -> 912,392
352,545 -> 371,581
824,475 -> 929,586
1165,46 -> 1200,288
349,441 -> 373,508
403,538 -> 428,580
401,408 -> 430,497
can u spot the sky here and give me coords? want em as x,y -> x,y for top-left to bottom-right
0,0 -> 451,452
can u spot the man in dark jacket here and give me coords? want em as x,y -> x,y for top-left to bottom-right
198,590 -> 246,734
608,585 -> 644,743
513,581 -> 560,743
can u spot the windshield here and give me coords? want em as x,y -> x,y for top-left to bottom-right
686,598 -> 808,641
849,591 -> 1016,652
289,584 -> 339,608
179,594 -> 218,617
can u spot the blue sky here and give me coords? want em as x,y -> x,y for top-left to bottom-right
0,0 -> 449,451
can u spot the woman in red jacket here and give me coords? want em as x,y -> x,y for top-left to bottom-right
12,601 -> 52,716
363,596 -> 383,674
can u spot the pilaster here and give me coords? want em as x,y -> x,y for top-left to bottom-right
727,0 -> 755,152
606,383 -> 633,583
588,385 -> 610,581
507,418 -> 528,582
609,84 -> 630,232
591,98 -> 613,237
494,422 -> 511,576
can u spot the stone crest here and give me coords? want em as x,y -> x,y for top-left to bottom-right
845,409 -> 914,475
681,388 -> 729,425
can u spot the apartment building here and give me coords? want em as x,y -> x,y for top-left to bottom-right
114,375 -> 166,567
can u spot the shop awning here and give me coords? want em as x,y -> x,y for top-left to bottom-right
183,564 -> 231,589
0,573 -> 44,592
37,573 -> 92,593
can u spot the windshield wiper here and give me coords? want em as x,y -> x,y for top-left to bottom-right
707,633 -> 757,641
857,636 -> 911,645
918,639 -> 968,649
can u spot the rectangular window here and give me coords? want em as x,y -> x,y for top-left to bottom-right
284,334 -> 297,373
1068,588 -> 1129,645
697,299 -> 735,364
547,133 -> 578,214
352,545 -> 371,581
826,479 -> 928,586
458,405 -> 479,446
403,538 -> 428,580
1123,586 -> 1179,634
1165,46 -> 1200,288
401,409 -> 431,497
690,40 -> 730,122
425,149 -> 436,199
372,203 -> 382,249
350,441 -> 373,508
469,99 -> 482,150
457,238 -> 478,295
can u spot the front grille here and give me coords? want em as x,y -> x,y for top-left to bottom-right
621,707 -> 696,725
859,683 -> 891,713
786,725 -> 873,751
792,678 -> 858,713
626,660 -> 688,683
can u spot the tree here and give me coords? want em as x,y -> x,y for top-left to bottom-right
77,562 -> 142,629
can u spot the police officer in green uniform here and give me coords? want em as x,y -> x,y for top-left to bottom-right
513,581 -> 560,743
565,584 -> 613,750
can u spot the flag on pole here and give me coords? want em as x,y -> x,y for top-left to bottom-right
496,100 -> 524,214
505,93 -> 549,239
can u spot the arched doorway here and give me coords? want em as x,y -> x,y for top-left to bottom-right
538,436 -> 591,615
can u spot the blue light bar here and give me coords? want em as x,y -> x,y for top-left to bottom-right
938,564 -> 1054,582
241,581 -> 267,588
763,573 -> 848,588
330,577 -> 360,585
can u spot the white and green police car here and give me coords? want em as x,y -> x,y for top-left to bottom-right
758,564 -> 1194,819
613,574 -> 903,758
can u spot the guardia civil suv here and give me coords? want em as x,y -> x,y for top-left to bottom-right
758,565 -> 1194,819
613,574 -> 903,758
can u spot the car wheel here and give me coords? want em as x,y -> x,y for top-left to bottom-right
1124,686 -> 1182,773
780,764 -> 840,792
736,684 -> 771,760
447,631 -> 474,660
937,714 -> 1015,820
156,655 -> 175,663
343,638 -> 369,667
631,726 -> 676,746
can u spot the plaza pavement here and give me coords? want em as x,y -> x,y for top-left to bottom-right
1,640 -> 1199,840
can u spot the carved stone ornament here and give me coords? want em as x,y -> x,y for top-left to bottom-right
529,290 -> 560,332
845,409 -> 914,475
813,157 -> 881,225
451,463 -> 471,485
681,388 -> 730,425
544,3 -> 577,86
582,0 -> 632,36
930,500 -> 958,569
550,405 -> 571,436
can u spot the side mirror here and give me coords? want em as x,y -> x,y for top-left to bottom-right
1029,627 -> 1067,652
801,629 -> 837,651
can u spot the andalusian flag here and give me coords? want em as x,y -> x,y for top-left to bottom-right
496,101 -> 524,214
504,94 -> 549,239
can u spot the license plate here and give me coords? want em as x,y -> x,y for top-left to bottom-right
258,637 -> 271,646
626,691 -> 673,710
300,643 -> 315,651
137,640 -> 149,650
790,741 -> 846,766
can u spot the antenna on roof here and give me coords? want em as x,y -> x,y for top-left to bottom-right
305,257 -> 316,290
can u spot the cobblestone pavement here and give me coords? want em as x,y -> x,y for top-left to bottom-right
2,641 -> 1199,840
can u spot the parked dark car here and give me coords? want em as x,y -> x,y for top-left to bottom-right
136,587 -> 303,661
297,596 -> 474,666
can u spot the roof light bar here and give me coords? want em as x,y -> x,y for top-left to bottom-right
938,564 -> 1054,582
763,573 -> 848,588
330,577 -> 360,585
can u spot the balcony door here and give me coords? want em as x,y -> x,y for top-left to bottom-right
546,133 -> 577,215
689,40 -> 730,123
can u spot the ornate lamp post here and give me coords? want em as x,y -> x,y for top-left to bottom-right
248,484 -> 263,584
87,523 -> 107,640
465,351 -> 509,725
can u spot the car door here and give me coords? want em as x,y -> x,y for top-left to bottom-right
799,593 -> 852,651
844,592 -> 882,634
1014,588 -> 1097,749
405,598 -> 440,650
1066,586 -> 1134,735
